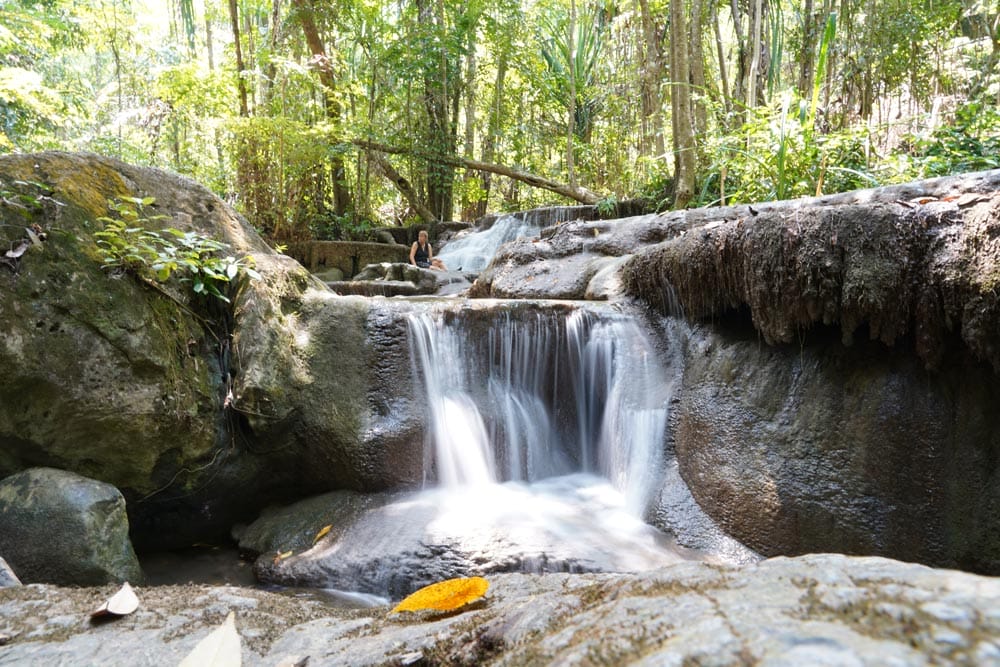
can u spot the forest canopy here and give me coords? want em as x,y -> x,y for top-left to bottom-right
1,0 -> 998,243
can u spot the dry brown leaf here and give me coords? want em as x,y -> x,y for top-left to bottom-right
90,582 -> 139,618
178,611 -> 241,667
312,525 -> 332,544
390,576 -> 489,614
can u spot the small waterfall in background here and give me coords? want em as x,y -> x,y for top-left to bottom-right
406,306 -> 673,517
436,207 -> 588,272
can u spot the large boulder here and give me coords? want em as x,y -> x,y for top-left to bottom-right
619,169 -> 1000,575
674,325 -> 1000,573
0,554 -> 998,665
0,468 -> 142,586
0,152 -> 423,550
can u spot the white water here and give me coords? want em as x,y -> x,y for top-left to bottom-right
407,306 -> 674,517
435,214 -> 543,272
289,306 -> 708,596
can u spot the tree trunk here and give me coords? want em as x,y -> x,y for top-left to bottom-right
670,0 -> 697,208
797,0 -> 816,99
460,27 -> 478,221
371,153 -> 437,224
353,140 -> 603,205
638,0 -> 666,157
712,2 -> 731,118
418,0 -> 456,222
566,0 -> 578,186
688,0 -> 708,137
747,0 -> 764,108
476,52 -> 508,220
291,0 -> 353,216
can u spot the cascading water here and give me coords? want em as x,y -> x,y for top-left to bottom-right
272,303 -> 754,598
407,305 -> 674,517
435,214 -> 542,273
436,207 -> 588,272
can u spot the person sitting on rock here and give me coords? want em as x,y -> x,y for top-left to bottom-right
410,229 -> 447,270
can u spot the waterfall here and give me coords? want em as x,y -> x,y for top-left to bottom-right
436,207 -> 591,272
407,305 -> 674,516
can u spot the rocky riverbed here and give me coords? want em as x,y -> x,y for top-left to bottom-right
2,554 -> 999,666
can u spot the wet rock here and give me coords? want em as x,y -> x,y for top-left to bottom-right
0,468 -> 142,586
469,214 -> 666,300
228,285 -> 424,498
0,558 -> 20,588
674,324 -> 1000,574
328,262 -> 472,297
253,479 -> 695,599
623,169 -> 1000,371
236,489 -> 399,559
0,554 -> 998,665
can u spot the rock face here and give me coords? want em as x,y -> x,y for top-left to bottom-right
674,325 -> 1000,574
0,554 -> 998,665
0,152 -> 424,550
622,170 -> 1000,371
287,240 -> 410,279
606,170 -> 1000,575
0,468 -> 142,586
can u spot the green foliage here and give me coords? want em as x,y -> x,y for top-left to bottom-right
903,102 -> 1000,177
596,194 -> 618,217
698,91 -> 876,206
94,197 -> 260,303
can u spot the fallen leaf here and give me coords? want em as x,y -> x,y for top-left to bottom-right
273,550 -> 293,564
390,576 -> 489,614
4,242 -> 28,259
179,611 -> 241,667
312,525 -> 332,544
91,582 -> 139,618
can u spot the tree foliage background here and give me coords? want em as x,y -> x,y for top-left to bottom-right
1,0 -> 998,242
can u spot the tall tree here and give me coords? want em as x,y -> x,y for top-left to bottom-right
670,0 -> 697,207
290,0 -> 352,215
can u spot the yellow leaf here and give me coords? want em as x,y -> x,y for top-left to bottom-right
390,577 -> 489,614
273,550 -> 293,565
313,524 -> 332,544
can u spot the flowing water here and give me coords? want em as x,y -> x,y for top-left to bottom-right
284,303 -> 704,596
407,306 -> 673,517
436,207 -> 589,272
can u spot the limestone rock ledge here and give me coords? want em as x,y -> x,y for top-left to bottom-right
0,554 -> 997,666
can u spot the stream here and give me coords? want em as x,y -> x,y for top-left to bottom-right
143,211 -> 751,598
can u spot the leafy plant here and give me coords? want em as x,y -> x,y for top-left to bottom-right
95,197 -> 260,303
596,194 -> 618,217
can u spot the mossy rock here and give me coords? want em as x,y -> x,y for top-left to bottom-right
0,152 -> 423,549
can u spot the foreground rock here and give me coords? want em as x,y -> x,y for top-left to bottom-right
0,554 -> 998,665
0,468 -> 142,586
